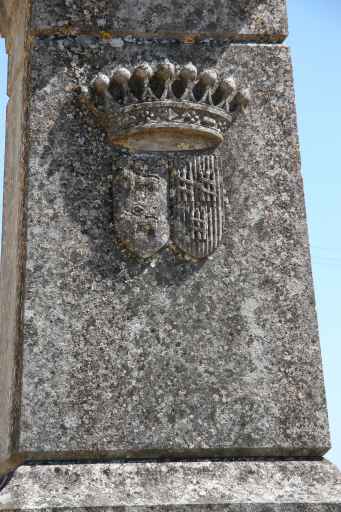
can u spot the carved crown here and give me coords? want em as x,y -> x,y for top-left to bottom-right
79,61 -> 250,152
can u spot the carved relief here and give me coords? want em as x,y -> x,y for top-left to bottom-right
79,61 -> 250,153
79,60 -> 250,260
113,160 -> 169,259
113,155 -> 225,260
170,156 -> 224,259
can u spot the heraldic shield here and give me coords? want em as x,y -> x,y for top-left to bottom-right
81,61 -> 250,261
113,155 -> 224,260
113,160 -> 170,259
170,155 -> 224,259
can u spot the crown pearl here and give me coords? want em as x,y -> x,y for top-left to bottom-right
133,63 -> 154,81
229,88 -> 251,113
239,88 -> 251,108
212,76 -> 237,105
198,69 -> 218,88
180,63 -> 198,82
220,77 -> 236,96
130,63 -> 154,100
111,66 -> 132,85
93,73 -> 110,95
156,60 -> 176,81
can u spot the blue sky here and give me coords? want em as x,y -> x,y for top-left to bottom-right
0,1 -> 340,468
286,1 -> 341,468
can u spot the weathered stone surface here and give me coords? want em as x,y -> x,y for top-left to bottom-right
0,40 -> 327,465
30,0 -> 288,41
0,0 -> 30,475
1,460 -> 341,509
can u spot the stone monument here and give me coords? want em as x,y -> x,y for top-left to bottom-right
0,0 -> 341,509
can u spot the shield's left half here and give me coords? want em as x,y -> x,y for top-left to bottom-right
113,157 -> 170,258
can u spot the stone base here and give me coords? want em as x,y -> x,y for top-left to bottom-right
0,460 -> 340,509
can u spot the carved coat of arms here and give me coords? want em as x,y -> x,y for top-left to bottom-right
113,162 -> 169,259
113,155 -> 224,259
170,155 -> 224,259
79,60 -> 250,260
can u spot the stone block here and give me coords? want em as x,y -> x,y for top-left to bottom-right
0,40 -> 330,472
1,460 -> 341,509
30,0 -> 288,42
0,0 -> 30,475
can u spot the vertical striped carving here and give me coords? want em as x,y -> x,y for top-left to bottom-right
170,155 -> 224,259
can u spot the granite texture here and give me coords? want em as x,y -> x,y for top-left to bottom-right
30,0 -> 288,42
1,460 -> 341,509
0,40 -> 326,465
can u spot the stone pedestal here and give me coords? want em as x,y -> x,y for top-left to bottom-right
1,461 -> 341,510
0,0 -> 340,509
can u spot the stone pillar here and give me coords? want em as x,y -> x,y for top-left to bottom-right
0,0 -> 341,508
